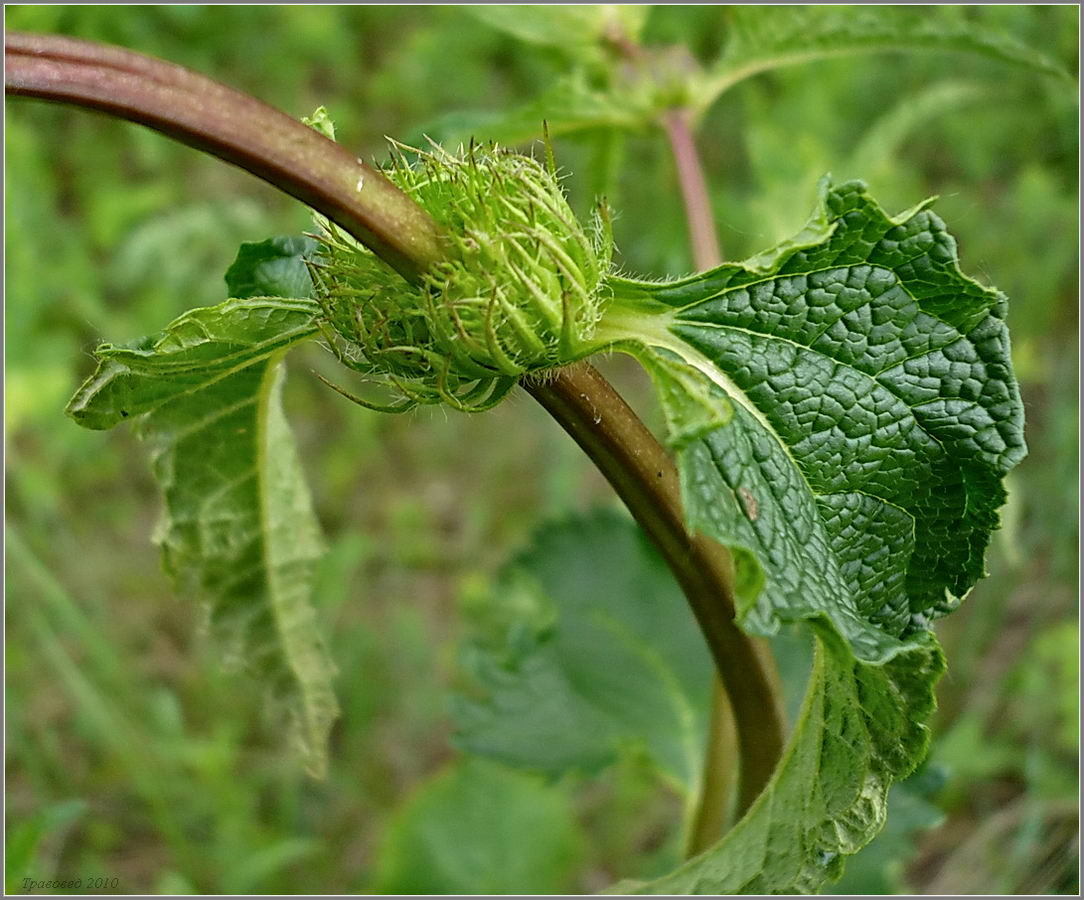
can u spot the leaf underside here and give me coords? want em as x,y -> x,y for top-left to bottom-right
67,286 -> 337,775
595,179 -> 1025,892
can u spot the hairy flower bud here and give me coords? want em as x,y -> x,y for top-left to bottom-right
313,142 -> 612,411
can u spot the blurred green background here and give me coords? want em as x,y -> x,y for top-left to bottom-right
5,5 -> 1078,895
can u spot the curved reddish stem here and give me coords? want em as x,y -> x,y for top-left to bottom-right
662,108 -> 723,269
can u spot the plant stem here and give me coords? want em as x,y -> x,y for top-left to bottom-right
661,107 -> 723,270
526,364 -> 783,822
686,678 -> 736,856
4,31 -> 443,281
6,29 -> 784,843
661,103 -> 785,854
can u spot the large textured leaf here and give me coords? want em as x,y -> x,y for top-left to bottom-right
66,295 -> 337,774
454,510 -> 713,797
699,6 -> 1071,109
373,758 -> 585,894
595,180 -> 1025,891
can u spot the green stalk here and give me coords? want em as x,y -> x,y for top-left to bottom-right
661,107 -> 723,270
525,365 -> 783,828
659,102 -> 785,853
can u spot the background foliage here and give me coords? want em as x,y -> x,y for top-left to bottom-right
5,5 -> 1078,894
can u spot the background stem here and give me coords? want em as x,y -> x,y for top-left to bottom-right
660,103 -> 783,854
526,365 -> 783,822
686,679 -> 737,856
662,108 -> 723,270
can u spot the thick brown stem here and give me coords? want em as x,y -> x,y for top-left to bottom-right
661,102 -> 784,853
526,364 -> 784,819
5,31 -> 443,281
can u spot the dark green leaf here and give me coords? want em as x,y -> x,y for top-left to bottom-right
66,297 -> 336,775
604,180 -> 1025,651
596,179 -> 1025,891
454,510 -> 713,797
224,235 -> 319,301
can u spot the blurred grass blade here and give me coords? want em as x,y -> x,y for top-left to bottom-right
7,527 -> 193,855
4,799 -> 88,894
65,295 -> 338,776
222,837 -> 321,894
846,81 -> 990,179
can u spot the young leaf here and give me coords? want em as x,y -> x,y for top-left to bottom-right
699,6 -> 1071,110
595,180 -> 1025,891
66,295 -> 338,775
454,510 -> 713,797
224,235 -> 319,301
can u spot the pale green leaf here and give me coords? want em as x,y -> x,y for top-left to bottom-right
596,180 -> 1025,891
466,5 -> 648,55
373,758 -> 585,894
454,510 -> 713,797
699,6 -> 1071,111
67,297 -> 321,430
66,296 -> 337,775
420,75 -> 645,149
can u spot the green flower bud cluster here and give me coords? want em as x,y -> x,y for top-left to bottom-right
312,142 -> 613,412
